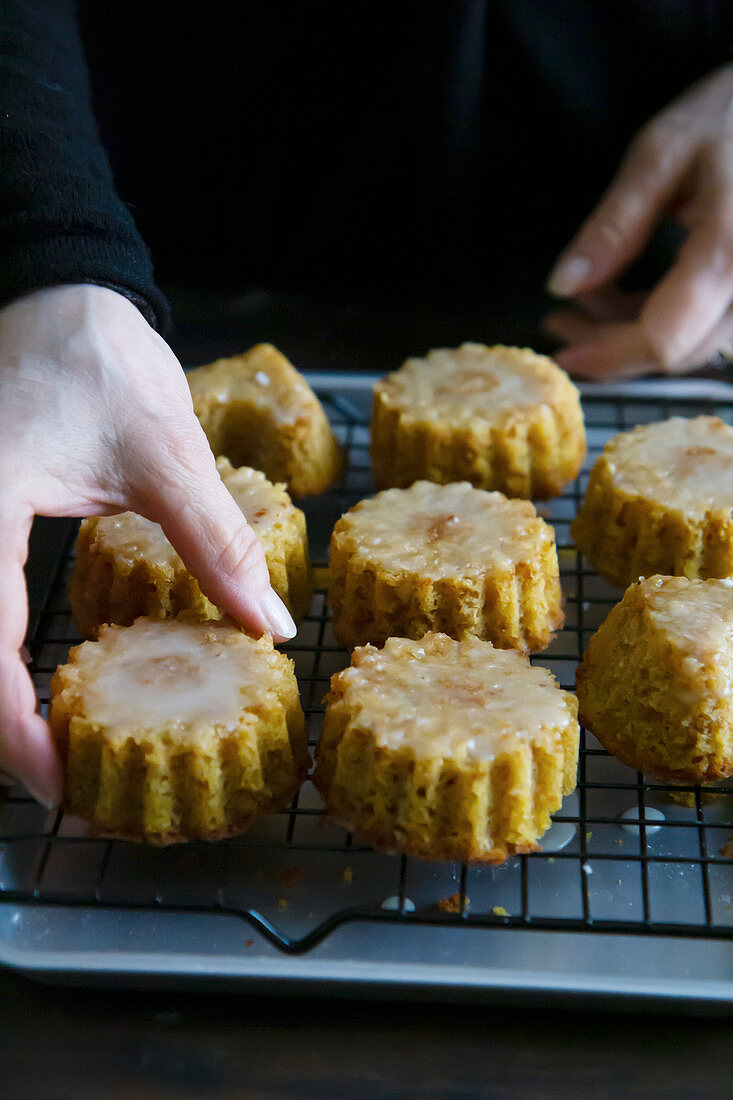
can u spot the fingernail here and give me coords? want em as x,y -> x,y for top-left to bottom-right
261,590 -> 297,641
546,255 -> 593,298
23,778 -> 59,811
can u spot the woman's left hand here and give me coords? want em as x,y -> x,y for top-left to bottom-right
545,64 -> 733,380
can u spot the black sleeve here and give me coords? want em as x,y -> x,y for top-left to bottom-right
0,0 -> 169,332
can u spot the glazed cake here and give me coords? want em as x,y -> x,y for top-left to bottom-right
329,480 -> 562,650
49,617 -> 309,843
576,575 -> 733,783
370,343 -> 585,498
572,416 -> 733,587
313,632 -> 579,863
187,343 -> 342,496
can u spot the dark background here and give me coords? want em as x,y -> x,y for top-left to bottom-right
76,1 -> 730,367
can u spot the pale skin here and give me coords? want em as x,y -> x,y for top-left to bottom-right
2,67 -> 732,806
0,284 -> 296,807
546,64 -> 733,379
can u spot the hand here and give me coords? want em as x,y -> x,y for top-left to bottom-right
0,284 -> 296,808
545,64 -> 733,380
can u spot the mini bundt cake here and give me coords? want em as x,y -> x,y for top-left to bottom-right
69,458 -> 313,638
370,343 -> 585,498
328,480 -> 562,651
49,616 -> 309,843
313,632 -> 579,863
571,416 -> 733,587
576,575 -> 733,783
187,343 -> 342,496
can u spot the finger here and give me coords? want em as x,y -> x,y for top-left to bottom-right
0,653 -> 62,808
543,306 -> 602,346
672,306 -> 733,370
640,206 -> 733,367
556,303 -> 733,381
132,426 -> 296,642
554,322 -> 659,381
573,288 -> 647,322
547,123 -> 692,298
543,289 -> 646,345
0,507 -> 62,806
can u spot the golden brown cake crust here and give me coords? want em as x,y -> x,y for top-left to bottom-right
69,458 -> 313,638
576,575 -> 733,783
187,343 -> 342,496
328,480 -> 563,651
571,417 -> 733,587
49,617 -> 309,844
370,343 -> 586,498
313,633 -> 579,863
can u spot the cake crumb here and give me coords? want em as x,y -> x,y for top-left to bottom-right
246,940 -> 253,948
439,892 -> 469,913
665,790 -> 695,808
492,906 -> 508,917
278,864 -> 304,887
343,866 -> 353,885
277,897 -> 288,910
585,830 -> 593,841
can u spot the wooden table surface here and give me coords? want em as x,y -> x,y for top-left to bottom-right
2,967 -> 731,1099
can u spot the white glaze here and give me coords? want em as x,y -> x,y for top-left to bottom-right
377,343 -> 570,424
76,618 -> 279,734
638,575 -> 733,673
340,480 -> 553,577
606,416 -> 733,515
188,345 -> 312,426
340,634 -> 575,762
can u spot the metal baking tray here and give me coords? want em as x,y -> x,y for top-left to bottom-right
1,372 -> 732,1008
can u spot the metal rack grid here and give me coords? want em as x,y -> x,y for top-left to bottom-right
1,383 -> 732,958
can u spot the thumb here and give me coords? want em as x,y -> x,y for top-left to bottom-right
132,427 -> 297,641
0,505 -> 63,807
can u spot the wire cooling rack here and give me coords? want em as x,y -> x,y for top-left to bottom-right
1,379 -> 732,975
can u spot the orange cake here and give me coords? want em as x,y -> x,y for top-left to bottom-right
576,575 -> 733,784
49,617 -> 309,843
313,633 -> 579,863
572,416 -> 733,587
187,343 -> 342,496
69,458 -> 313,638
370,343 -> 585,498
329,480 -> 562,650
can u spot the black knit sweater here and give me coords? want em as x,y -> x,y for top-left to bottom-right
1,2 -> 731,321
0,0 -> 168,330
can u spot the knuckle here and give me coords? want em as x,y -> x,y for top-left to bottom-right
587,203 -> 631,253
130,420 -> 213,493
157,421 -> 210,470
214,523 -> 266,579
641,311 -> 690,370
714,219 -> 733,260
627,120 -> 685,183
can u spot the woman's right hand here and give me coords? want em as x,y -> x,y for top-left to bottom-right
0,284 -> 296,808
